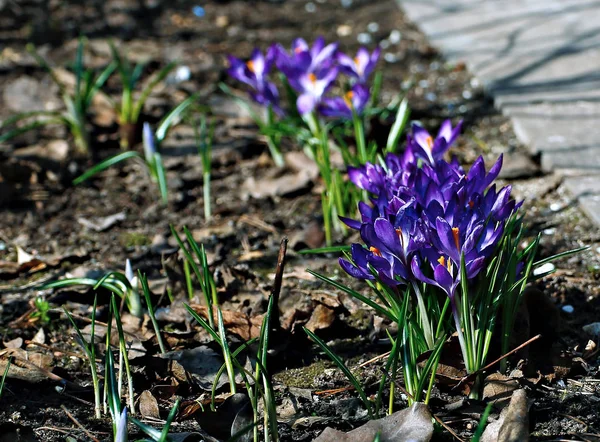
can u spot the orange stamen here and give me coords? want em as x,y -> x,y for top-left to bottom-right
468,200 -> 474,208
395,228 -> 404,246
369,246 -> 382,257
451,227 -> 460,250
344,91 -> 354,108
308,73 -> 317,84
437,256 -> 446,266
425,136 -> 434,151
246,60 -> 255,73
294,47 -> 303,54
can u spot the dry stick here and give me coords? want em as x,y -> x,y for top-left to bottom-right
25,340 -> 102,363
270,237 -> 288,332
359,350 -> 391,368
454,334 -> 542,391
433,414 -> 466,442
61,405 -> 100,442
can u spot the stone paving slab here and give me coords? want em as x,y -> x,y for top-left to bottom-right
396,0 -> 600,223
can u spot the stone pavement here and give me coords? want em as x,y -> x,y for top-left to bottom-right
395,0 -> 600,224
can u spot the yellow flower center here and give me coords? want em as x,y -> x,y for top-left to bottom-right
308,73 -> 317,84
246,60 -> 255,73
369,246 -> 382,257
344,91 -> 354,108
452,227 -> 460,250
425,136 -> 434,151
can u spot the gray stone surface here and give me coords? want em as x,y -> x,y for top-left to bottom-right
396,0 -> 600,223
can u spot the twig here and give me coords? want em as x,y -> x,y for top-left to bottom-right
359,350 -> 391,368
454,334 -> 541,391
61,405 -> 100,442
270,237 -> 288,332
433,414 -> 466,442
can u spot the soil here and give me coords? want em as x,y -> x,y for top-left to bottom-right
1,0 -> 600,441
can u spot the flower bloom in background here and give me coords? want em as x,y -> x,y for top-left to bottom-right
227,47 -> 283,114
337,47 -> 381,83
275,37 -> 339,79
320,83 -> 370,118
227,37 -> 381,118
295,67 -> 339,115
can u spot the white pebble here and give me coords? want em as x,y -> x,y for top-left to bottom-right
462,90 -> 473,100
550,202 -> 562,212
337,24 -> 352,37
305,2 -> 316,12
533,262 -> 555,276
562,305 -> 574,314
543,228 -> 556,235
357,33 -> 372,44
384,52 -> 398,63
379,39 -> 390,49
367,22 -> 380,33
389,29 -> 402,44
341,0 -> 353,7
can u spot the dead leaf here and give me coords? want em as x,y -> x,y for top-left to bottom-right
160,346 -> 230,391
482,389 -> 529,442
139,390 -> 160,419
305,304 -> 336,333
241,166 -> 316,200
3,338 -> 23,349
77,212 -> 126,232
189,305 -> 263,341
483,373 -> 520,405
314,402 -> 434,442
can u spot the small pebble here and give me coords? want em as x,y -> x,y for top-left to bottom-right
379,39 -> 390,49
470,78 -> 481,88
425,92 -> 437,102
337,24 -> 352,37
429,61 -> 440,70
533,262 -> 555,276
550,202 -> 562,212
357,32 -> 372,44
305,2 -> 316,12
171,65 -> 191,83
367,22 -> 380,33
0,241 -> 5,251
462,90 -> 473,100
458,105 -> 468,113
418,79 -> 429,88
543,227 -> 556,235
341,0 -> 353,7
192,5 -> 205,17
384,52 -> 398,63
562,305 -> 574,314
389,29 -> 402,44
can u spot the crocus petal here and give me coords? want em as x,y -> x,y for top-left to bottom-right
297,93 -> 317,115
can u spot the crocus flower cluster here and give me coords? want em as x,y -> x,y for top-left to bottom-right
227,37 -> 381,117
340,121 -> 520,308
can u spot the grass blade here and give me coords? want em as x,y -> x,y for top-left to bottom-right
73,151 -> 141,185
0,357 -> 12,400
155,93 -> 198,143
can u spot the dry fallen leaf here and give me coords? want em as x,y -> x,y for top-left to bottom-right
139,390 -> 160,419
314,402 -> 434,442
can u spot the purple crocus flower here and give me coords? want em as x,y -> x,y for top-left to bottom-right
295,68 -> 339,115
337,47 -> 381,83
227,47 -> 282,114
319,83 -> 370,118
275,37 -> 339,79
406,120 -> 463,166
